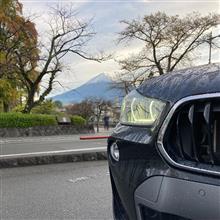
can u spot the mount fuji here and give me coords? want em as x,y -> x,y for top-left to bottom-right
52,73 -> 124,104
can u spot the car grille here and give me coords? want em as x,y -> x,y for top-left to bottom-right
158,95 -> 220,175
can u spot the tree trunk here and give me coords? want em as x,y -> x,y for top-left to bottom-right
22,89 -> 37,113
3,102 -> 9,112
96,120 -> 99,133
22,94 -> 34,113
22,101 -> 34,113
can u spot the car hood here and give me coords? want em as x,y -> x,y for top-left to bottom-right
137,63 -> 220,104
111,63 -> 220,144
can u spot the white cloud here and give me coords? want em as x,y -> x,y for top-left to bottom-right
19,0 -> 220,96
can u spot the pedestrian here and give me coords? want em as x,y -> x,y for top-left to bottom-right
103,114 -> 110,130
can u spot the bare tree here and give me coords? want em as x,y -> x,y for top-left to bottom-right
91,98 -> 112,132
115,12 -> 220,91
111,57 -> 150,94
14,5 -> 106,113
201,32 -> 220,64
66,99 -> 94,120
110,76 -> 132,95
66,98 -> 112,132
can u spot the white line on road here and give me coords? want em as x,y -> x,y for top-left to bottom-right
1,136 -> 109,144
0,147 -> 107,159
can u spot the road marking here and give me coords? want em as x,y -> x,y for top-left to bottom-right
67,172 -> 109,184
68,175 -> 98,183
68,177 -> 90,183
0,147 -> 107,159
1,137 -> 108,144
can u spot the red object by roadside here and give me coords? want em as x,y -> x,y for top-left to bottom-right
80,136 -> 110,140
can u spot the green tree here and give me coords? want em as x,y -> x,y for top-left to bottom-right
54,100 -> 63,109
0,79 -> 18,112
0,0 -> 39,109
31,100 -> 56,115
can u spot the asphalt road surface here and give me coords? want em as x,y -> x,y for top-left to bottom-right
0,161 -> 113,220
0,135 -> 108,155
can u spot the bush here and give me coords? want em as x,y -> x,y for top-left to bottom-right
12,104 -> 25,113
70,115 -> 86,126
31,100 -> 57,115
0,113 -> 57,128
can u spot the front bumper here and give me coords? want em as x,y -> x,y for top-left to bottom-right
135,176 -> 220,220
108,134 -> 220,220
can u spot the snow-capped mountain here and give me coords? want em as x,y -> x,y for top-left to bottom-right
52,73 -> 124,104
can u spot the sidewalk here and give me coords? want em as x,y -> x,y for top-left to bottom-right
0,128 -> 113,168
0,132 -> 111,145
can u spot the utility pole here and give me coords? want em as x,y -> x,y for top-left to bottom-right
206,32 -> 220,64
208,32 -> 212,64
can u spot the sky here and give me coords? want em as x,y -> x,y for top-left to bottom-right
20,0 -> 220,96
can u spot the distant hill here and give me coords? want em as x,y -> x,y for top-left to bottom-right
52,73 -> 124,105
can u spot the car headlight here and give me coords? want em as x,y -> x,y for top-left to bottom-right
120,90 -> 166,126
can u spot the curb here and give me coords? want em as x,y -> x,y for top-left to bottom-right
0,148 -> 107,168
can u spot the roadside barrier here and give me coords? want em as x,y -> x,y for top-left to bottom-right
80,136 -> 110,140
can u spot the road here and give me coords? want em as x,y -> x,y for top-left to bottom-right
0,134 -> 109,155
0,161 -> 113,220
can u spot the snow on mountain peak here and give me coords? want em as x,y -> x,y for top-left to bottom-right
85,73 -> 111,84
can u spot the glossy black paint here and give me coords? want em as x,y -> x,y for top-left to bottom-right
108,134 -> 220,219
138,64 -> 220,104
108,136 -> 169,220
108,64 -> 220,220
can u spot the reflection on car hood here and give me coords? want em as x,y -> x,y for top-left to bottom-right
137,63 -> 220,104
111,123 -> 153,144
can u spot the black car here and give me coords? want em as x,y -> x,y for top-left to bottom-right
107,64 -> 220,220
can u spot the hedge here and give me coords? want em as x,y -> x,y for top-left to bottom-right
70,115 -> 86,126
0,113 -> 57,128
